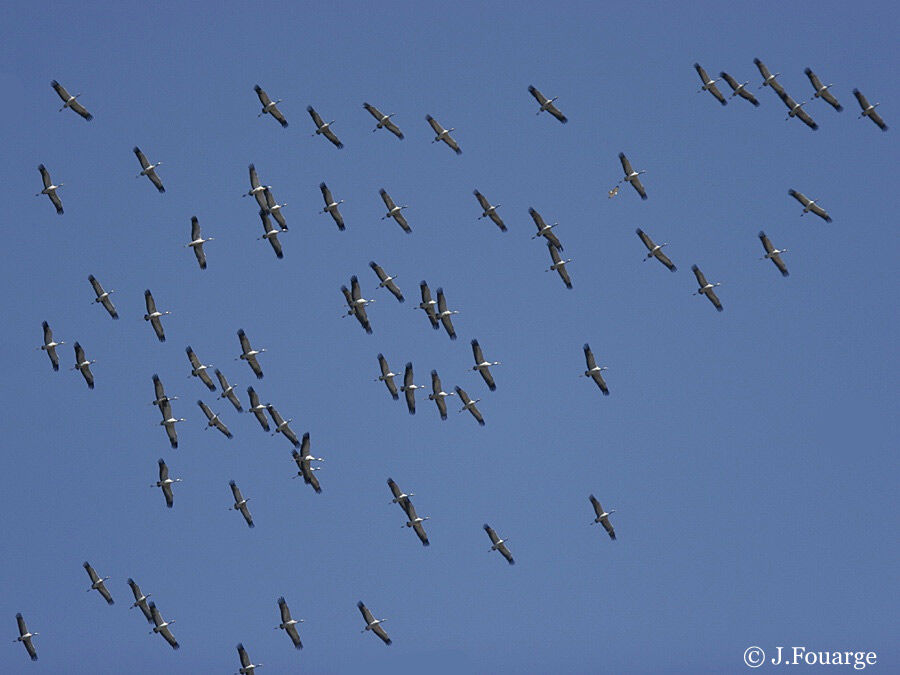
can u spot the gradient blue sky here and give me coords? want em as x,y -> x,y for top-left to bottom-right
2,1 -> 897,673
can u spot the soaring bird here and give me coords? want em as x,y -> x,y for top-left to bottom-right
307,105 -> 343,148
36,164 -> 64,214
238,329 -> 266,379
14,613 -> 38,661
693,63 -> 727,105
197,400 -> 233,438
853,88 -> 888,131
400,362 -> 423,415
387,478 -> 414,510
236,643 -> 262,674
254,84 -> 288,127
88,275 -> 118,318
276,597 -> 304,649
379,188 -> 411,233
529,207 -> 564,250
418,281 -> 440,330
618,152 -> 648,200
636,228 -> 676,271
719,72 -> 760,106
267,404 -> 301,447
149,602 -> 179,649
258,209 -> 284,259
51,79 -> 93,120
426,114 -> 462,154
455,386 -> 485,426
244,163 -> 270,211
589,495 -> 617,540
215,369 -> 243,412
546,242 -> 574,289
150,374 -> 177,413
143,290 -> 170,342
527,84 -> 568,123
691,265 -> 724,311
319,182 -> 345,230
363,102 -> 404,139
152,459 -> 180,508
375,354 -> 400,400
753,58 -> 785,95
473,190 -> 507,231
483,524 -> 514,564
39,321 -> 63,371
83,562 -> 114,604
369,261 -> 404,303
186,346 -> 216,391
357,602 -> 392,645
428,370 -> 456,420
341,279 -> 374,334
436,288 -> 459,339
133,146 -> 165,193
471,339 -> 500,391
777,89 -> 819,130
246,386 -> 270,431
788,189 -> 832,222
291,433 -> 323,494
582,344 -> 610,395
72,342 -> 95,389
127,578 -> 154,624
186,216 -> 212,269
402,500 -> 431,547
262,188 -> 288,230
804,68 -> 843,111
758,231 -> 790,277
228,481 -> 255,528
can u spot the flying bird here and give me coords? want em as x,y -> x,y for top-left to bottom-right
341,280 -> 374,335
150,374 -> 177,413
400,362 -> 423,415
244,164 -> 270,211
804,68 -> 843,111
379,188 -> 411,233
636,228 -> 676,271
369,261 -> 404,302
483,524 -> 514,564
236,643 -> 262,674
455,386 -> 485,426
127,578 -> 154,624
83,561 -> 114,604
357,602 -> 391,645
693,63 -> 727,105
471,339 -> 500,391
36,164 -> 64,214
186,346 -> 216,391
402,500 -> 431,546
149,602 -> 179,649
529,207 -> 564,250
363,102 -> 404,139
215,369 -> 243,412
291,433 -> 323,493
319,182 -> 345,230
777,89 -> 819,130
608,186 -> 619,199
152,459 -> 181,508
691,265 -> 724,311
39,321 -> 63,371
375,354 -> 400,400
198,400 -> 233,438
158,400 -> 184,450
473,190 -> 506,231
582,343 -> 610,395
417,281 -> 440,330
267,404 -> 301,448
618,152 -> 648,200
258,209 -> 284,259
758,231 -> 789,277
72,342 -> 95,389
228,481 -> 255,528
14,613 -> 38,661
853,88 -> 888,131
51,79 -> 93,120
426,114 -> 462,154
436,288 -> 459,339
88,275 -> 118,318
237,329 -> 266,379
254,84 -> 288,127
589,495 -> 617,540
143,290 -> 170,342
262,188 -> 288,230
307,105 -> 343,148
186,216 -> 212,269
753,58 -> 785,95
788,189 -> 832,222
275,597 -> 304,649
527,84 -> 568,123
133,146 -> 165,192
546,242 -> 574,289
387,478 -> 414,510
428,370 -> 456,420
719,72 -> 760,106
246,387 -> 270,431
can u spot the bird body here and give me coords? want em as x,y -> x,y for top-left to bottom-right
133,146 -> 166,192
636,228 -> 676,271
582,344 -> 610,395
589,494 -> 617,540
276,597 -> 304,649
83,561 -> 114,604
186,216 -> 212,269
758,231 -> 790,277
39,321 -> 64,371
51,80 -> 93,120
400,362 -> 423,415
88,275 -> 118,318
853,88 -> 888,131
307,105 -> 344,147
36,164 -> 64,214
691,264 -> 724,311
528,84 -> 568,122
14,613 -> 38,661
143,290 -> 170,342
229,481 -> 254,528
254,84 -> 288,127
483,524 -> 514,564
238,329 -> 266,379
473,190 -> 507,231
788,189 -> 832,222
72,342 -> 96,389
357,602 -> 392,645
364,102 -> 404,138
426,114 -> 462,154
471,339 -> 500,391
693,63 -> 727,105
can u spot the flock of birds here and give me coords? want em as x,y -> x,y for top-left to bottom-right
16,58 -> 888,665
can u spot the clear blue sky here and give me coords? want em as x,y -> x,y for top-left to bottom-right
2,1 -> 897,672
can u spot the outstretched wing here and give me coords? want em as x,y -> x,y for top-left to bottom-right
306,105 -> 324,128
691,264 -> 709,288
133,146 -> 151,170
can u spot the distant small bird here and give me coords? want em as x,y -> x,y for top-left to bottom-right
804,68 -> 843,112
215,369 -> 243,412
483,524 -> 514,564
14,613 -> 38,661
436,288 -> 459,339
428,370 -> 456,420
267,404 -> 301,448
341,277 -> 374,334
236,642 -> 262,673
319,182 -> 345,230
589,494 -> 617,540
254,84 -> 288,127
186,216 -> 212,269
618,152 -> 648,200
691,264 -> 724,312
607,186 -> 619,199
72,342 -> 96,389
546,242 -> 574,289
693,63 -> 727,105
402,500 -> 431,547
758,231 -> 789,277
375,354 -> 400,401
636,228 -> 676,271
363,102 -> 404,139
357,601 -> 392,645
150,373 -> 178,412
473,190 -> 507,231
262,187 -> 288,230
36,164 -> 64,214
133,146 -> 165,192
471,339 -> 500,391
400,362 -> 424,415
753,58 -> 785,95
198,400 -> 233,438
307,105 -> 343,148
275,597 -> 305,649
83,561 -> 114,604
853,88 -> 888,131
246,386 -> 270,431
258,209 -> 284,259
152,459 -> 181,508
88,275 -> 119,319
527,84 -> 568,123
143,290 -> 170,342
387,477 -> 415,509
127,578 -> 154,624
379,188 -> 411,233
369,261 -> 404,303
39,321 -> 63,371
186,346 -> 216,391
149,602 -> 179,649
455,386 -> 485,426
529,207 -> 564,250
719,72 -> 760,106
581,343 -> 610,395
51,79 -> 93,120
777,89 -> 818,130
244,163 -> 270,211
788,189 -> 832,222
291,432 -> 323,493
228,481 -> 254,528
417,281 -> 440,330
426,114 -> 462,154
237,329 -> 266,379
